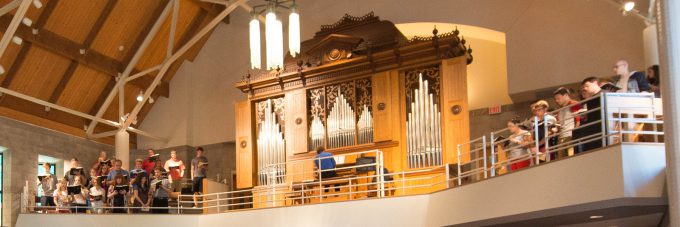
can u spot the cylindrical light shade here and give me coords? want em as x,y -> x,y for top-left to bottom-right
249,14 -> 261,69
265,7 -> 283,70
288,5 -> 300,57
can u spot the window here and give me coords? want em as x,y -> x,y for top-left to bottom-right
37,163 -> 56,176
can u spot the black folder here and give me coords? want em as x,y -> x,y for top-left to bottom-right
148,154 -> 160,162
69,167 -> 84,175
67,185 -> 82,195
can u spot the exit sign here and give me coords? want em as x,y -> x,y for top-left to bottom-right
488,105 -> 502,115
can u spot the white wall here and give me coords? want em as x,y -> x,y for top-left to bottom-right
139,0 -> 647,148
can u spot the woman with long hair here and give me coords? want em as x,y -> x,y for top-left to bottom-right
133,175 -> 151,213
53,179 -> 70,213
107,173 -> 129,213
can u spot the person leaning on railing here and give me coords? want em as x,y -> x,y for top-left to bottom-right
151,168 -> 172,214
553,87 -> 586,158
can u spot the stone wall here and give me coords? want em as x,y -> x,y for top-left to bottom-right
130,141 -> 236,190
0,116 -> 114,226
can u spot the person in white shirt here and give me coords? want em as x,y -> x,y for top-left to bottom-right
89,177 -> 105,214
164,150 -> 185,192
53,179 -> 69,213
69,175 -> 89,213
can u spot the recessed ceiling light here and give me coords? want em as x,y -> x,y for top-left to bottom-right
590,215 -> 604,219
623,1 -> 635,12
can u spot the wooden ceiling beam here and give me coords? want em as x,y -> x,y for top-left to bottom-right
89,0 -> 170,125
49,0 -> 117,103
0,15 -> 170,97
192,0 -> 229,24
0,0 -> 57,88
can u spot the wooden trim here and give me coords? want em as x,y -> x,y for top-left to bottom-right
236,36 -> 470,97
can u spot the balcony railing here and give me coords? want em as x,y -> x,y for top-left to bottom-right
20,93 -> 664,215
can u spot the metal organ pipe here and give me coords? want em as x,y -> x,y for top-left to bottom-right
357,104 -> 373,144
327,90 -> 356,148
407,73 -> 442,168
256,99 -> 286,185
309,115 -> 325,151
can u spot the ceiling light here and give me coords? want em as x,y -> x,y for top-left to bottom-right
590,215 -> 604,219
148,97 -> 154,104
249,13 -> 261,69
12,36 -> 22,45
265,5 -> 283,70
22,18 -> 32,27
248,0 -> 301,70
623,1 -> 635,12
136,91 -> 144,102
0,65 -> 5,75
31,28 -> 38,35
288,3 -> 300,57
44,106 -> 50,112
32,0 -> 42,9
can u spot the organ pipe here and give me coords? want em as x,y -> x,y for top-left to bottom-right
256,99 -> 286,185
309,115 -> 325,151
357,105 -> 373,144
327,90 -> 356,148
407,73 -> 442,168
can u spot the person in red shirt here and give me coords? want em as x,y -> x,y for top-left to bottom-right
142,149 -> 158,175
163,150 -> 185,192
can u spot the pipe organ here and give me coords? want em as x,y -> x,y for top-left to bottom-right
327,90 -> 356,148
256,99 -> 286,185
407,73 -> 442,168
235,12 -> 472,190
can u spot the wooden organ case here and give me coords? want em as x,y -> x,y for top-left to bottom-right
234,13 -> 473,199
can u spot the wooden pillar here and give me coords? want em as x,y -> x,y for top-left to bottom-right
440,56 -> 470,164
235,100 -> 253,188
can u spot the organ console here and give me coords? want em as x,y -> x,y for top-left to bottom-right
234,12 -> 472,198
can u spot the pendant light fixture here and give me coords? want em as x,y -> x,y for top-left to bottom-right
248,0 -> 301,70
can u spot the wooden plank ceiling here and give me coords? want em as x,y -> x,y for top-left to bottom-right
0,0 -> 227,145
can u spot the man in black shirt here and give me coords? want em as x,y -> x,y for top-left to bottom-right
576,77 -> 605,153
